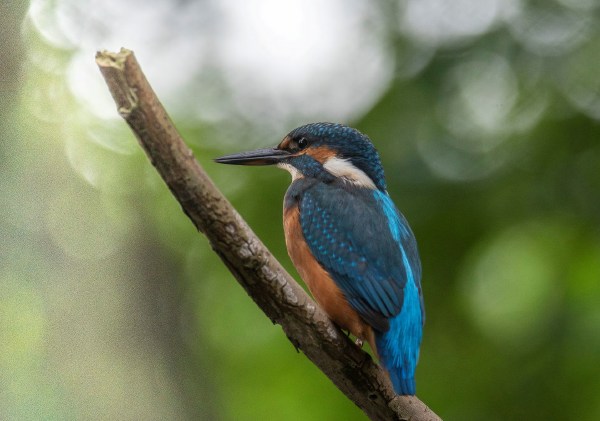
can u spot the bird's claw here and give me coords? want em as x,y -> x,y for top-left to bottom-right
354,338 -> 364,348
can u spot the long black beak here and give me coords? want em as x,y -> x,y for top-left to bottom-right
214,147 -> 291,166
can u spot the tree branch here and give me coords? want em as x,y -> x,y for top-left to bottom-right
95,48 -> 442,421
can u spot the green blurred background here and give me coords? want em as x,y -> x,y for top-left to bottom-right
2,1 -> 599,420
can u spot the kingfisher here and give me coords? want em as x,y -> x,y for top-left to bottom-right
215,123 -> 424,395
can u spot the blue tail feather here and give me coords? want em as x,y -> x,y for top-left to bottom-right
388,368 -> 416,395
375,275 -> 423,396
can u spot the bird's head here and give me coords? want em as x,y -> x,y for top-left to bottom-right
215,123 -> 386,191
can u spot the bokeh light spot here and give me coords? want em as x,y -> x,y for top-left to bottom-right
558,39 -> 600,121
441,53 -> 518,146
460,221 -> 567,351
400,0 -> 511,47
27,0 -> 394,128
508,4 -> 593,56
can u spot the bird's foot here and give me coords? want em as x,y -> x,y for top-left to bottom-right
354,337 -> 364,348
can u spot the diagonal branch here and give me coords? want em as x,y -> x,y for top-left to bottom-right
95,48 -> 442,421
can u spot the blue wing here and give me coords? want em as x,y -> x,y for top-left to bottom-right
298,182 -> 423,333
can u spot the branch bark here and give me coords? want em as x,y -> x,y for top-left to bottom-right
96,48 -> 442,421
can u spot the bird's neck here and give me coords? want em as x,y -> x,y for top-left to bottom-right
280,155 -> 336,184
282,154 -> 385,192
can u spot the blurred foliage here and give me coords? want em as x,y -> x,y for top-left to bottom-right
2,0 -> 600,420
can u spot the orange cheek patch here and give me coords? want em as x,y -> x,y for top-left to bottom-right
307,146 -> 336,163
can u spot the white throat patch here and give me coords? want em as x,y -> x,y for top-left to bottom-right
277,163 -> 303,181
323,157 -> 377,189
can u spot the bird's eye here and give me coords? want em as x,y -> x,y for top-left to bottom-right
297,137 -> 308,149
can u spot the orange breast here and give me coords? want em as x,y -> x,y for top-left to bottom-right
283,204 -> 376,354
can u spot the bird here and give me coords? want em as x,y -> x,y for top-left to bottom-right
215,122 -> 424,395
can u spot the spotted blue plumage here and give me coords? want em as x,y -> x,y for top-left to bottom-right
298,181 -> 424,394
